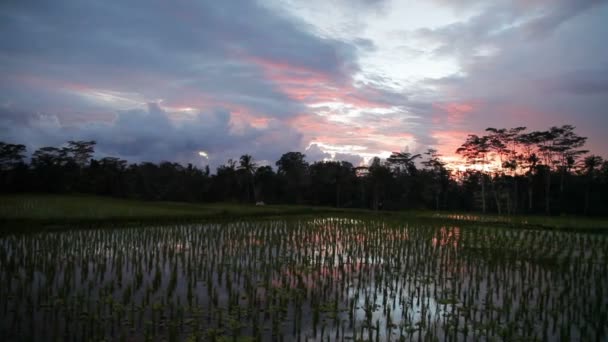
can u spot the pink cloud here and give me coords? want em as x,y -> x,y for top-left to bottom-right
433,101 -> 475,125
242,55 -> 392,109
430,130 -> 470,168
289,113 -> 416,156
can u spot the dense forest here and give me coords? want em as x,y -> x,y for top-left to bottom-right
1,125 -> 607,215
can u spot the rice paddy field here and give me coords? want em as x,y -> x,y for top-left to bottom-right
1,217 -> 607,341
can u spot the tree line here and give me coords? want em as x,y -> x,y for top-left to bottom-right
1,125 -> 606,215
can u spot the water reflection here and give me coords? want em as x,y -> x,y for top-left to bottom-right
0,218 -> 606,341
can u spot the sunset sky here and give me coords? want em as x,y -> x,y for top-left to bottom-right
1,0 -> 607,169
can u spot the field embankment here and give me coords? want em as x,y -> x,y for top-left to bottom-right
0,194 -> 348,231
1,194 -> 607,233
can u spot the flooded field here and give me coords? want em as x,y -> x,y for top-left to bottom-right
1,218 -> 607,341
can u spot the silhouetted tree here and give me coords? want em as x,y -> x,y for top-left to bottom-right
66,140 -> 96,167
213,159 -> 239,202
457,135 -> 491,213
486,127 -> 526,214
0,142 -> 26,169
553,125 -> 587,213
368,157 -> 392,210
310,161 -> 355,207
534,126 -> 587,214
254,166 -> 276,203
31,146 -> 70,192
387,152 -> 420,175
583,155 -> 603,215
0,125 -> 603,215
238,154 -> 258,203
0,142 -> 28,192
516,131 -> 541,212
89,157 -> 127,196
276,152 -> 309,204
422,149 -> 449,211
386,151 -> 421,208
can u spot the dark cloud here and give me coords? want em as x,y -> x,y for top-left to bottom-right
417,0 -> 605,63
419,2 -> 608,116
541,69 -> 608,95
1,0 -> 607,164
0,0 -> 362,167
0,0 -> 355,76
0,0 -> 359,122
0,103 -> 303,169
523,0 -> 604,38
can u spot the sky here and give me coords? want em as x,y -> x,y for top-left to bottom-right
1,0 -> 607,169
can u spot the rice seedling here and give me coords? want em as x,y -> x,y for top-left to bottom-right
0,217 -> 606,340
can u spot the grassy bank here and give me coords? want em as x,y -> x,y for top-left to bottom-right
1,194 -> 607,232
0,194 -> 350,231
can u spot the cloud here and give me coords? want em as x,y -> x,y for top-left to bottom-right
305,144 -> 332,162
304,143 -> 365,166
522,0 -> 604,38
0,0 -> 360,122
0,103 -> 303,169
416,1 -> 608,156
334,153 -> 365,166
1,0 -> 607,165
541,69 -> 608,95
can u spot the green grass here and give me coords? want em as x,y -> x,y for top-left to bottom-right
0,194 -> 348,231
1,194 -> 607,232
422,211 -> 608,231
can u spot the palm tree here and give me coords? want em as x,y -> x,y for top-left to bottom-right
238,154 -> 258,203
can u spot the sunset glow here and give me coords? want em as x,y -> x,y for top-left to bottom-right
0,0 -> 606,168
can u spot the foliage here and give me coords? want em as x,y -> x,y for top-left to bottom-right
1,124 -> 607,215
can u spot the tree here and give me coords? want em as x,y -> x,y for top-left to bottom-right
276,152 -> 309,203
254,165 -> 276,203
456,135 -> 492,213
238,154 -> 258,203
335,161 -> 355,208
310,161 -> 355,207
552,125 -> 587,213
516,131 -> 542,212
422,149 -> 449,211
368,157 -> 392,210
89,157 -> 128,197
534,126 -> 587,215
485,127 -> 526,215
66,140 -> 96,167
31,146 -> 70,192
386,151 -> 421,208
214,159 -> 239,202
0,142 -> 26,170
583,155 -> 603,215
31,147 -> 65,167
387,152 -> 421,175
0,142 -> 28,192
1,133 -> 606,215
